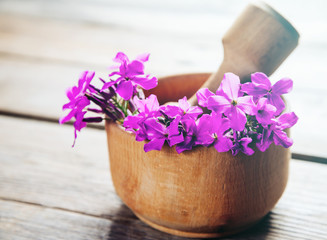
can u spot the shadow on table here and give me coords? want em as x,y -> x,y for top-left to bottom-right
105,204 -> 273,240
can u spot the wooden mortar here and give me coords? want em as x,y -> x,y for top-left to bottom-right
106,73 -> 290,238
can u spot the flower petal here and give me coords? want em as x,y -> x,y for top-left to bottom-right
116,80 -> 134,100
220,73 -> 241,100
132,76 -> 158,90
276,112 -> 298,130
214,137 -> 233,152
272,78 -> 293,95
256,129 -> 273,152
167,116 -> 184,146
196,88 -> 215,107
176,136 -> 194,154
178,97 -> 190,112
185,106 -> 203,119
59,109 -> 76,124
240,137 -> 255,155
136,53 -> 150,62
211,115 -> 230,135
229,106 -> 247,131
126,60 -> 144,76
241,82 -> 268,97
273,130 -> 293,148
195,114 -> 214,146
113,52 -> 129,63
255,98 -> 276,125
123,115 -> 144,130
144,138 -> 166,152
144,118 -> 166,139
207,95 -> 231,113
237,95 -> 255,115
267,94 -> 285,115
251,72 -> 271,89
101,79 -> 118,91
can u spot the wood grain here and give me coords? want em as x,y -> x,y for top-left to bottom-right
0,199 -> 182,240
0,11 -> 326,159
0,1 -> 326,239
1,115 -> 327,239
0,14 -> 219,75
0,55 -> 325,159
106,120 -> 290,238
0,3 -> 326,158
188,2 -> 299,105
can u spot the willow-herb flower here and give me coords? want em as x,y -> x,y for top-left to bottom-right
60,52 -> 157,146
242,72 -> 293,115
231,132 -> 255,156
255,98 -> 277,125
163,96 -> 203,120
61,52 -> 298,156
59,71 -> 95,146
207,73 -> 255,131
196,88 -> 215,108
101,52 -> 157,100
196,113 -> 233,152
257,112 -> 298,152
175,119 -> 198,154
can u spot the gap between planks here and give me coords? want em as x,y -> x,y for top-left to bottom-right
0,196 -> 135,223
0,111 -> 325,164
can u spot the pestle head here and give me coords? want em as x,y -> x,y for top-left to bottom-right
188,2 -> 300,106
222,2 -> 300,80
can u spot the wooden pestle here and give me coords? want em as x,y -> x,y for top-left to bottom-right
188,2 -> 299,106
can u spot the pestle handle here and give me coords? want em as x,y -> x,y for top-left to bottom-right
188,2 -> 299,106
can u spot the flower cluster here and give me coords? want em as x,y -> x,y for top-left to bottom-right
60,52 -> 298,155
124,72 -> 298,155
59,52 -> 157,146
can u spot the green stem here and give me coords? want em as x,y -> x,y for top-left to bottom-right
112,97 -> 128,117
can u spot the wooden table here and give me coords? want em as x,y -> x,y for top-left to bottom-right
1,1 -> 327,239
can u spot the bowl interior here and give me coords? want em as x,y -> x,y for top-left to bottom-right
144,73 -> 210,104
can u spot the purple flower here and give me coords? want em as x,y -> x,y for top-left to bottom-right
133,94 -> 161,116
143,118 -> 167,152
163,96 -> 203,120
124,114 -> 148,141
166,116 -> 184,146
196,113 -> 233,152
175,113 -> 232,154
176,119 -> 198,154
123,95 -> 162,141
59,71 -> 95,146
101,52 -> 158,100
142,116 -> 183,152
59,71 -> 95,123
255,98 -> 277,125
196,88 -> 215,107
207,73 -> 255,131
242,72 -> 293,115
257,112 -> 298,151
231,132 -> 255,156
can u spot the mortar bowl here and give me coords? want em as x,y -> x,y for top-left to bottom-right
105,73 -> 289,238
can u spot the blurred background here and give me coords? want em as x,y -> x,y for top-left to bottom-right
0,0 -> 326,159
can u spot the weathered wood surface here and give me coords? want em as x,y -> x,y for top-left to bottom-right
0,1 -> 326,158
0,0 -> 327,239
0,116 -> 327,239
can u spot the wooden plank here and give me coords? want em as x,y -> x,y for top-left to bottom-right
0,115 -> 327,239
0,115 -> 120,217
0,6 -> 326,158
1,200 -> 326,240
0,13 -> 220,74
0,55 -> 325,158
0,199 -> 177,240
0,1 -> 326,91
